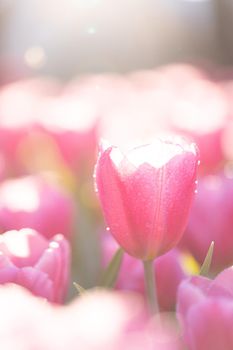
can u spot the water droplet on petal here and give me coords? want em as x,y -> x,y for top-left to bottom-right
49,241 -> 59,249
94,182 -> 98,193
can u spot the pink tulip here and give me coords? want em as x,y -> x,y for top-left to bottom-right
37,95 -> 99,175
54,289 -> 148,350
0,78 -> 60,175
102,234 -> 186,311
177,267 -> 233,350
0,283 -> 184,350
52,289 -> 184,350
64,74 -> 130,117
95,138 -> 199,260
0,228 -> 70,303
163,70 -> 229,175
180,172 -> 233,272
0,175 -> 75,240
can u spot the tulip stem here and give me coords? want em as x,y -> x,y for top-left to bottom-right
143,260 -> 159,315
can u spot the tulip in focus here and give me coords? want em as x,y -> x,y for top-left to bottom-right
0,228 -> 70,303
0,175 -> 75,240
177,266 -> 233,350
95,137 -> 199,261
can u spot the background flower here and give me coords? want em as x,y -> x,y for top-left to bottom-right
0,175 -> 75,240
0,228 -> 70,303
180,172 -> 233,272
177,267 -> 233,350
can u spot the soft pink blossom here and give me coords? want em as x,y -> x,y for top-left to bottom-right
0,78 -> 60,175
37,95 -> 99,175
180,172 -> 233,271
0,284 -> 50,350
0,228 -> 70,303
177,267 -> 233,350
0,284 -> 184,350
167,79 -> 228,174
95,138 -> 199,260
0,175 -> 75,240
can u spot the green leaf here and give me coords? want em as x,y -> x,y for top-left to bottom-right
199,241 -> 214,276
100,248 -> 124,288
73,282 -> 86,295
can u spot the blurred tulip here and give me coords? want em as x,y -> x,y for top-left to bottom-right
177,267 -> 233,350
0,228 -> 70,303
180,172 -> 233,272
54,289 -> 147,350
0,284 -> 184,350
0,78 -> 60,175
98,73 -> 167,150
0,175 -> 75,240
102,234 -> 186,311
65,74 -> 130,117
37,95 -> 99,176
95,137 -> 199,260
166,77 -> 229,175
0,284 -> 50,350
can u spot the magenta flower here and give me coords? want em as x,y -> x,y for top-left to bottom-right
0,175 -> 75,240
0,78 -> 59,176
0,283 -> 183,350
180,172 -> 233,272
177,267 -> 233,350
164,69 -> 229,175
37,95 -> 99,175
95,138 -> 199,260
0,228 -> 70,303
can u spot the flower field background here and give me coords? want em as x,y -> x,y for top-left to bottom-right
0,63 -> 233,349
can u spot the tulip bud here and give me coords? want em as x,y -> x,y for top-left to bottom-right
95,137 -> 199,260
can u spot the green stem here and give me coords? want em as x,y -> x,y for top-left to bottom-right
143,260 -> 159,315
